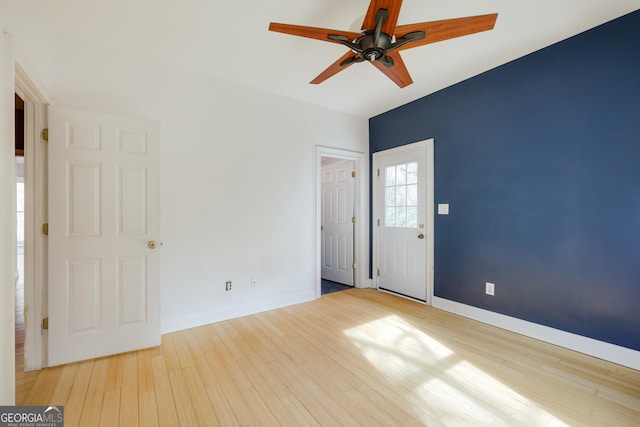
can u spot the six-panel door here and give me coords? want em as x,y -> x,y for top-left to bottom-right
48,106 -> 160,366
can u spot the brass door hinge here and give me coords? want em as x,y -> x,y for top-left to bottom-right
377,268 -> 380,277
42,128 -> 49,141
352,171 -> 356,178
352,217 -> 356,224
42,317 -> 49,330
42,223 -> 49,235
352,263 -> 357,270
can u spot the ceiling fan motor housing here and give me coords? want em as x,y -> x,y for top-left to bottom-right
357,30 -> 392,61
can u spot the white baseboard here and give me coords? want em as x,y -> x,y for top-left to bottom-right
161,290 -> 316,334
357,278 -> 374,289
432,297 -> 640,371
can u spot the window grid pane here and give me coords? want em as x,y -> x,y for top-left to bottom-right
407,207 -> 418,228
386,187 -> 396,206
386,207 -> 396,227
385,166 -> 396,186
384,162 -> 418,229
407,184 -> 417,206
407,162 -> 418,184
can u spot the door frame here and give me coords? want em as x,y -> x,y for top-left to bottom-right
372,139 -> 435,305
19,99 -> 48,371
15,53 -> 52,372
315,146 -> 369,298
1,34 -> 52,404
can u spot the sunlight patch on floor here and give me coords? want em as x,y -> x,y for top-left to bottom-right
344,314 -> 570,426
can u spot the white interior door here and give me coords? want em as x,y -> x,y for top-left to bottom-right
321,160 -> 354,286
374,140 -> 434,302
48,106 -> 160,366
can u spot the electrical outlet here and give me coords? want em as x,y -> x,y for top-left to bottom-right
486,282 -> 495,296
226,281 -> 232,291
250,277 -> 256,288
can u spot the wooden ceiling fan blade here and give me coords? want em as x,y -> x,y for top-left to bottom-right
362,0 -> 403,34
269,22 -> 361,45
371,51 -> 413,88
310,51 -> 360,85
394,13 -> 498,51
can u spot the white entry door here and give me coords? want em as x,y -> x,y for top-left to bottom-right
48,106 -> 161,366
374,140 -> 434,302
321,160 -> 354,285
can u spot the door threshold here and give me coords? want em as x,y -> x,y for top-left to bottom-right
378,287 -> 427,304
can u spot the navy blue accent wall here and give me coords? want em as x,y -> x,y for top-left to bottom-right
369,10 -> 640,351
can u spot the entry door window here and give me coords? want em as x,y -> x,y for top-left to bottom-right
385,162 -> 418,228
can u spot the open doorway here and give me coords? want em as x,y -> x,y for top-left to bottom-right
14,95 -> 25,378
320,157 -> 355,295
15,158 -> 26,371
315,146 -> 369,298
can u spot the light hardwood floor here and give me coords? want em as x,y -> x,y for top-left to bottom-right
16,289 -> 640,426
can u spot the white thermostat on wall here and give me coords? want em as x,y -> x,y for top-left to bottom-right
438,204 -> 449,215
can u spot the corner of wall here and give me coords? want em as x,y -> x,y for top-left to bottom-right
161,289 -> 316,335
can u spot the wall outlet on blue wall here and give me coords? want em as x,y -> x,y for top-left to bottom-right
486,282 -> 495,296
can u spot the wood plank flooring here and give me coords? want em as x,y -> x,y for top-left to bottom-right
16,289 -> 640,426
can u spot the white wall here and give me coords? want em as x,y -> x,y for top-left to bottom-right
0,32 -> 16,405
47,36 -> 369,332
0,4 -> 55,94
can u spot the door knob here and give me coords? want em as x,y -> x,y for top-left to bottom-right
417,234 -> 425,240
148,240 -> 159,249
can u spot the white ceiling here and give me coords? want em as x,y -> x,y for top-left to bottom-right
5,0 -> 640,118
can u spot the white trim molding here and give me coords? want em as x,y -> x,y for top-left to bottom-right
14,51 -> 53,105
21,101 -> 48,371
433,296 -> 640,371
13,43 -> 52,372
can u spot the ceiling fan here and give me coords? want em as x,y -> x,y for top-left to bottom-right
269,0 -> 498,88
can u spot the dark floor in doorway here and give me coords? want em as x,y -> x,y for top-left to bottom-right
321,279 -> 352,295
